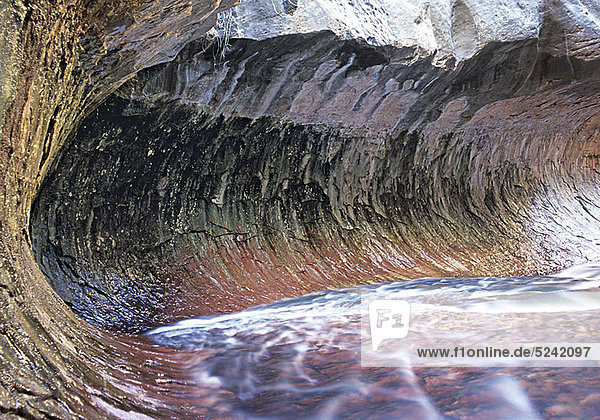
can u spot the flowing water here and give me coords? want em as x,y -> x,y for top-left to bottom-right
144,264 -> 600,418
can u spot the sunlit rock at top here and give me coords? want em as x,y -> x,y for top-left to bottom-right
219,0 -> 539,62
215,0 -> 600,64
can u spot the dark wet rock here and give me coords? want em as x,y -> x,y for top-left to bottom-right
30,32 -> 600,332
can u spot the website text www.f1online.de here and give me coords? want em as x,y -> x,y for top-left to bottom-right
416,345 -> 592,360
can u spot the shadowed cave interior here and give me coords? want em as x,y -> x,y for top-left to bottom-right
31,32 -> 600,333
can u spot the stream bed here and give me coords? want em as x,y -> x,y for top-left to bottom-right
143,264 -> 600,418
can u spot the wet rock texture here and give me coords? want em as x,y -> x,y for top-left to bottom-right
0,0 -> 600,417
0,0 -> 236,416
32,32 -> 600,332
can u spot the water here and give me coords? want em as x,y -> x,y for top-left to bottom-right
146,264 -> 600,418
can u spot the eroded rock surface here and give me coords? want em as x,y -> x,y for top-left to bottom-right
220,0 -> 600,63
31,32 -> 600,332
0,0 -> 600,417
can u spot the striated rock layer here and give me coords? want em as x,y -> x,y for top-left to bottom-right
31,32 -> 600,332
0,0 -> 600,417
0,0 -> 239,416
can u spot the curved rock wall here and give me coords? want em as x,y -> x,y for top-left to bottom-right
31,32 -> 600,333
0,0 -> 236,416
0,0 -> 600,417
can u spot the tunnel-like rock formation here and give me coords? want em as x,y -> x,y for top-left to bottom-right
1,0 -> 600,417
30,32 -> 600,333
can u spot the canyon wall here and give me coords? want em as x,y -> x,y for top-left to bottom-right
0,0 -> 600,416
31,33 -> 600,333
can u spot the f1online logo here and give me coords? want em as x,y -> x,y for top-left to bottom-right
368,299 -> 411,351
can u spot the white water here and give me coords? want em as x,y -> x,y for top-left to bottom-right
146,264 -> 600,417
